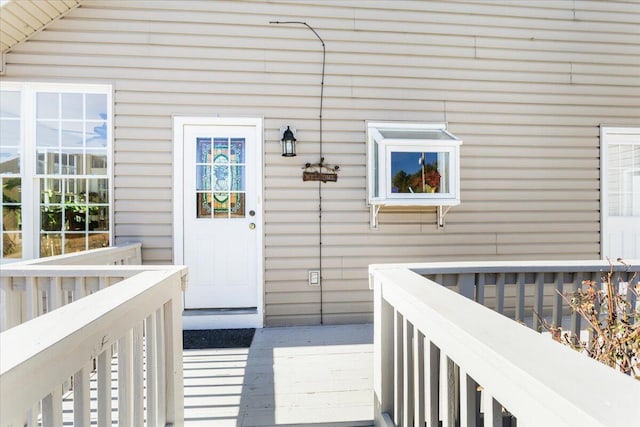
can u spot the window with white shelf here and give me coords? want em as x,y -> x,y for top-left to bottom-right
366,122 -> 462,227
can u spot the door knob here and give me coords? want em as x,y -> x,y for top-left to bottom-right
249,223 -> 256,230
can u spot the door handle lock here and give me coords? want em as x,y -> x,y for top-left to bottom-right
249,223 -> 256,230
249,210 -> 256,217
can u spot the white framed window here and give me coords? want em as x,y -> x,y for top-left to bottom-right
0,82 -> 113,262
367,122 -> 462,207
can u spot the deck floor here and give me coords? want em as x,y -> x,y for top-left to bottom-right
183,324 -> 374,427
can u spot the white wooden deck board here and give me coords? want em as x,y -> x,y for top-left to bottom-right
184,324 -> 374,427
58,324 -> 373,426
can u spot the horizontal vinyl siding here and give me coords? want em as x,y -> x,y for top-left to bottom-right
3,0 -> 639,325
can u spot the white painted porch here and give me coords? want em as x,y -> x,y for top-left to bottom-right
56,324 -> 374,427
2,246 -> 639,427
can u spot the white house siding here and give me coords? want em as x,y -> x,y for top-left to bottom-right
2,0 -> 639,325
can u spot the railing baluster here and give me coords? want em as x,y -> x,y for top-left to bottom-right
156,307 -> 167,426
496,274 -> 505,315
425,339 -> 440,427
476,273 -> 485,305
628,272 -> 638,323
97,345 -> 112,426
413,330 -> 425,427
42,387 -> 62,427
25,277 -> 38,321
441,356 -> 457,427
394,309 -> 404,426
25,403 -> 39,427
98,276 -> 107,291
0,276 -> 20,331
402,318 -> 414,427
570,272 -> 583,340
483,394 -> 502,427
163,294 -> 185,426
146,312 -> 159,427
73,364 -> 91,426
460,369 -> 477,427
533,273 -> 545,331
515,272 -> 525,323
459,273 -> 475,301
74,276 -> 86,302
49,277 -> 63,313
133,322 -> 145,426
552,272 -> 564,328
118,329 -> 134,426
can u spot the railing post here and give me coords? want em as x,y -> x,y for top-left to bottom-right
373,275 -> 395,427
163,290 -> 184,427
394,309 -> 404,426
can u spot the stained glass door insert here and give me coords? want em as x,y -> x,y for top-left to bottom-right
196,137 -> 246,219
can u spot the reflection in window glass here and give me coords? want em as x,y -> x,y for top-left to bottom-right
36,93 -> 58,119
390,152 -> 449,194
1,90 -> 21,175
1,84 -> 111,261
86,94 -> 107,120
1,90 -> 22,260
40,177 -> 110,255
0,120 -> 20,147
0,91 -> 21,117
2,178 -> 22,258
35,90 -> 110,256
609,143 -> 640,217
61,93 -> 83,119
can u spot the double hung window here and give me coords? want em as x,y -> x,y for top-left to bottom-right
0,82 -> 112,261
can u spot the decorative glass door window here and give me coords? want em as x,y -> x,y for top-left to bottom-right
196,137 -> 246,218
367,122 -> 462,206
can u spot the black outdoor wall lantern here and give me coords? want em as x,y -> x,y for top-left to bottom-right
280,126 -> 297,157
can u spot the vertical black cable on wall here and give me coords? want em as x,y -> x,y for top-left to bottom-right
269,21 -> 326,324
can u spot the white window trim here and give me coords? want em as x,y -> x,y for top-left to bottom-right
0,81 -> 113,260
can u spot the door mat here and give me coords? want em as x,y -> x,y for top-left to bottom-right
183,329 -> 256,349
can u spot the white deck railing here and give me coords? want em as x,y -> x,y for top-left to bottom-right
0,243 -> 144,331
8,242 -> 142,266
0,266 -> 187,427
370,262 -> 640,427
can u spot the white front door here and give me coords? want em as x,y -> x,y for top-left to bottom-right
174,118 -> 263,311
601,127 -> 640,260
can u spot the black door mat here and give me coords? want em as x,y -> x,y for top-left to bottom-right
183,329 -> 256,349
